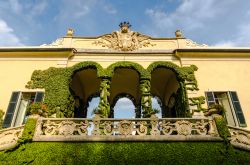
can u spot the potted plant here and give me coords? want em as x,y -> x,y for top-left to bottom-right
26,102 -> 48,117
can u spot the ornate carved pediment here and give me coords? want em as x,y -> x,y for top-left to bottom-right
93,22 -> 155,51
186,39 -> 208,48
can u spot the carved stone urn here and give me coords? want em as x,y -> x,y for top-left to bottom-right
175,30 -> 183,38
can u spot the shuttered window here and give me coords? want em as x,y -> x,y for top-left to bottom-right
2,92 -> 20,128
2,91 -> 45,128
229,91 -> 246,127
205,91 -> 247,127
34,92 -> 44,102
205,92 -> 216,106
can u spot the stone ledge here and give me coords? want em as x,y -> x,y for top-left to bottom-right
33,135 -> 222,142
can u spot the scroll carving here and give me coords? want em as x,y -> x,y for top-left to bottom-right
93,22 -> 155,51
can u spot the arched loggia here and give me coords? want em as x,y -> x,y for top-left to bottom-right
106,61 -> 149,118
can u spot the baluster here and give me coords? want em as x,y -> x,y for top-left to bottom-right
150,114 -> 160,135
91,114 -> 101,136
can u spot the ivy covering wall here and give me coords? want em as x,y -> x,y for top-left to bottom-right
26,61 -> 199,118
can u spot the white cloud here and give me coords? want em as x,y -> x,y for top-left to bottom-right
0,19 -> 23,46
145,0 -> 221,33
214,23 -> 250,47
145,0 -> 250,46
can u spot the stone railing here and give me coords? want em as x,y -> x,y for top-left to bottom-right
228,126 -> 250,151
0,125 -> 24,151
33,115 -> 221,141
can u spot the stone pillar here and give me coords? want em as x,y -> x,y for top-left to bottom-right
98,78 -> 111,117
140,79 -> 152,118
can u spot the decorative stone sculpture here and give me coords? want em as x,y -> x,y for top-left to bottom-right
93,22 -> 155,51
0,126 -> 24,150
175,30 -> 183,38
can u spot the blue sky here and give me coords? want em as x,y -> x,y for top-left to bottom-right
1,0 -> 250,47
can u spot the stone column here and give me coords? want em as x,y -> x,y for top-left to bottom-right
98,78 -> 111,117
140,79 -> 152,118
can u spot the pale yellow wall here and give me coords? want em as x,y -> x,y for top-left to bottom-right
182,58 -> 250,129
67,53 -> 180,69
0,60 -> 61,112
1,49 -> 250,130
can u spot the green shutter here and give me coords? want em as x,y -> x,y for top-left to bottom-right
205,92 -> 215,107
34,92 -> 44,102
229,91 -> 247,127
2,92 -> 20,128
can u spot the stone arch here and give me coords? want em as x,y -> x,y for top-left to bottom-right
70,61 -> 103,117
106,61 -> 150,79
147,61 -> 182,80
70,61 -> 105,78
147,61 -> 188,117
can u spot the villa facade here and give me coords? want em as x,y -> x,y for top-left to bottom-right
1,23 -> 249,130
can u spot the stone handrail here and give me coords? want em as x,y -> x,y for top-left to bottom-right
33,115 -> 221,141
228,126 -> 250,151
0,125 -> 24,151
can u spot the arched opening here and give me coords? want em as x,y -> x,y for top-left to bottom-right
152,95 -> 163,118
70,68 -> 100,118
150,68 -> 179,117
109,68 -> 141,118
113,97 -> 135,118
86,95 -> 100,118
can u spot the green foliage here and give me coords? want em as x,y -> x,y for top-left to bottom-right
70,61 -> 105,78
26,103 -> 48,117
26,61 -> 199,118
107,61 -> 150,79
214,115 -> 231,141
210,104 -> 226,115
0,109 -> 4,129
147,61 -> 181,78
179,65 -> 199,91
189,96 -> 206,112
18,117 -> 38,144
97,79 -> 111,117
142,108 -> 159,118
175,82 -> 190,117
0,142 -> 249,164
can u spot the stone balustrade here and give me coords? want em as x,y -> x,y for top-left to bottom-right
33,115 -> 220,141
228,126 -> 250,151
0,125 -> 24,151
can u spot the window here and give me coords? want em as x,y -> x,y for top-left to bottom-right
205,91 -> 247,127
2,91 -> 44,128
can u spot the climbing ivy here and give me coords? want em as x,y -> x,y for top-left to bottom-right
189,96 -> 206,112
147,61 -> 182,79
107,61 -> 150,79
26,61 -> 199,118
180,65 -> 199,91
26,67 -> 74,117
214,115 -> 231,140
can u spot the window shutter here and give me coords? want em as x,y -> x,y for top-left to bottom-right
205,92 -> 215,107
2,92 -> 20,128
229,91 -> 247,127
34,92 -> 44,102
